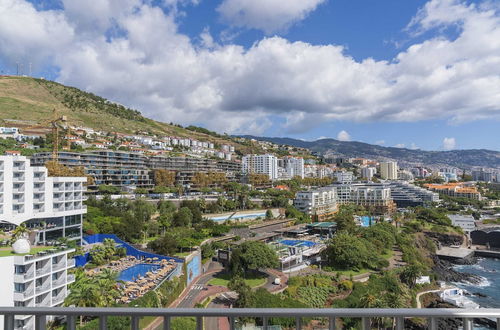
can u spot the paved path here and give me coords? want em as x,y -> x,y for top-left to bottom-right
416,289 -> 442,308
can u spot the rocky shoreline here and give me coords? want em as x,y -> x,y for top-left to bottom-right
432,255 -> 482,284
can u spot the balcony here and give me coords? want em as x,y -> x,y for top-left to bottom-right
13,196 -> 25,203
13,187 -> 25,193
35,284 -> 50,294
35,267 -> 50,277
1,308 -> 500,330
52,195 -> 65,202
52,294 -> 65,305
13,289 -> 33,301
52,276 -> 66,287
67,259 -> 76,268
52,262 -> 66,271
14,271 -> 34,282
34,174 -> 45,182
13,163 -> 25,171
67,274 -> 75,283
13,174 -> 25,182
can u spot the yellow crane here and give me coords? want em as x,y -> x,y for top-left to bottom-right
21,109 -> 67,163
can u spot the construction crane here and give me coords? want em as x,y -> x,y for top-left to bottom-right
21,109 -> 67,163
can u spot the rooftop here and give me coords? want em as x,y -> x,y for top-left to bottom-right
0,245 -> 54,257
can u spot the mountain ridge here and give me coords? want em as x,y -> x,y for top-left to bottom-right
238,135 -> 500,169
0,76 -> 262,154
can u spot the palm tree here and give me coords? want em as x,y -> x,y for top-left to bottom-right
400,265 -> 422,288
11,223 -> 29,242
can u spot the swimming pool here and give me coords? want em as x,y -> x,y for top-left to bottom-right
118,264 -> 161,282
279,240 -> 317,248
360,216 -> 375,227
209,212 -> 267,222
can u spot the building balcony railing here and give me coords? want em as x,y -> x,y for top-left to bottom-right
35,284 -> 50,294
52,294 -> 65,305
35,267 -> 50,277
52,262 -> 66,271
52,276 -> 66,287
67,259 -> 75,268
0,307 -> 499,330
14,271 -> 34,282
67,274 -> 75,283
13,289 -> 34,301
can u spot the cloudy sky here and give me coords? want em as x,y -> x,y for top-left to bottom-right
0,0 -> 499,151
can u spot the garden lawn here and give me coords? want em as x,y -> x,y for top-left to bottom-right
0,246 -> 54,257
324,249 -> 395,277
208,272 -> 266,288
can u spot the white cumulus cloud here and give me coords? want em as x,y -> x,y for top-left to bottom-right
336,130 -> 351,141
0,0 -> 500,135
443,137 -> 456,150
217,0 -> 326,34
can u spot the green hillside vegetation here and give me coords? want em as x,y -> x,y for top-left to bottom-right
0,76 -> 262,154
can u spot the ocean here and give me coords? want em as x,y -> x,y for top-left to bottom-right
453,257 -> 500,308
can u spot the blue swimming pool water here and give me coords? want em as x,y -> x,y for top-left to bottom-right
210,212 -> 267,222
118,264 -> 161,282
279,240 -> 316,248
360,216 -> 375,227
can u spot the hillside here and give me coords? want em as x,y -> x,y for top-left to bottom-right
0,76 -> 261,154
240,136 -> 500,169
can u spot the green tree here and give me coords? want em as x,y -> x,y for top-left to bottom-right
173,207 -> 193,227
229,241 -> 279,275
399,264 -> 423,288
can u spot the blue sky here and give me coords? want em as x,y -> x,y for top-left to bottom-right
1,0 -> 499,151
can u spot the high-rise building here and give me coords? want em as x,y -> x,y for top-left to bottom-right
380,161 -> 398,180
0,155 -> 86,244
361,167 -> 376,180
0,155 -> 84,329
333,171 -> 354,184
281,157 -> 305,179
472,168 -> 496,182
242,154 -> 278,180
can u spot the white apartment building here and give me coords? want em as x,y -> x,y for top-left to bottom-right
0,248 -> 76,329
380,161 -> 398,180
0,155 -> 85,329
294,186 -> 338,221
333,183 -> 396,214
398,170 -> 414,181
448,214 -> 476,233
333,171 -> 354,184
0,155 -> 86,245
242,154 -> 279,180
281,157 -> 305,179
361,167 -> 376,180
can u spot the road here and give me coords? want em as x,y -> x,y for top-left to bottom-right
205,293 -> 235,330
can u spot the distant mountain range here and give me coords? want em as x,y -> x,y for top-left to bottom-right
239,136 -> 500,169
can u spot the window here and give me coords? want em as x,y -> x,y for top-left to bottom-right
15,265 -> 25,274
14,283 -> 25,293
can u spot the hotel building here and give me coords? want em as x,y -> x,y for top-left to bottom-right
242,154 -> 279,180
294,186 -> 338,221
0,155 -> 84,329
